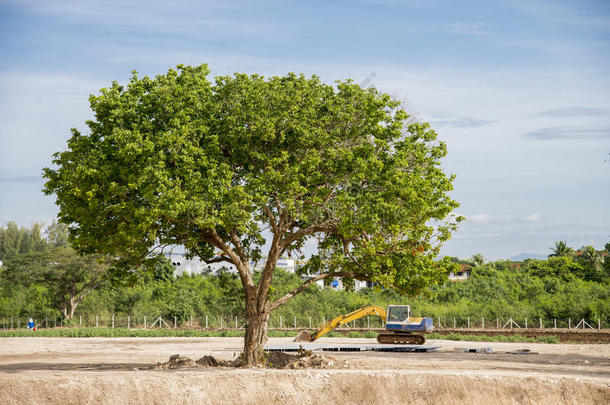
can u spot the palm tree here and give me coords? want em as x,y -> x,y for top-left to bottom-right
471,253 -> 485,267
580,245 -> 603,272
549,241 -> 573,257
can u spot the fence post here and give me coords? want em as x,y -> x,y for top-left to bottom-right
174,317 -> 177,328
280,316 -> 283,329
453,317 -> 456,328
496,317 -> 499,329
220,317 -> 223,329
144,316 -> 147,329
323,316 -> 326,326
525,318 -> 527,329
294,316 -> 296,329
554,318 -> 557,329
205,315 -> 208,329
235,316 -> 238,329
568,318 -> 571,329
190,315 -> 193,328
95,316 -> 98,328
112,315 -> 115,329
128,316 -> 130,329
539,318 -> 543,329
438,317 -> 441,328
46,317 -> 48,328
467,317 -> 470,328
481,317 -> 484,329
599,318 -> 601,330
367,317 -> 370,329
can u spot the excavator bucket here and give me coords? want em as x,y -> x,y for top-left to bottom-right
294,330 -> 313,342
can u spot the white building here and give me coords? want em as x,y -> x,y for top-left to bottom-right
158,252 -> 367,290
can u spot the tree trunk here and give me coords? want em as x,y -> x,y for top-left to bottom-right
243,304 -> 270,366
68,296 -> 77,320
61,297 -> 77,320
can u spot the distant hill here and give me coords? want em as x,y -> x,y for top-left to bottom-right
509,253 -> 547,261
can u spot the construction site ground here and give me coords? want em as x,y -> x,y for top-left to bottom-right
0,337 -> 608,404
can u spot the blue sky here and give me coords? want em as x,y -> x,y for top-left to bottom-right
1,0 -> 609,259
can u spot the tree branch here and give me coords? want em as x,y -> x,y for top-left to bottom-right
280,219 -> 336,251
263,205 -> 277,234
207,228 -> 254,287
203,256 -> 232,265
267,271 -> 358,312
255,227 -> 282,312
230,230 -> 249,265
74,276 -> 108,307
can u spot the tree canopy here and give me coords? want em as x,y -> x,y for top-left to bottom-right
44,64 -> 461,364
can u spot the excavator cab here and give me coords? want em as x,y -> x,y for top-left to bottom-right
385,305 -> 433,334
387,305 -> 411,322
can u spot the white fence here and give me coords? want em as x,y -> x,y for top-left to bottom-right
1,314 -> 607,330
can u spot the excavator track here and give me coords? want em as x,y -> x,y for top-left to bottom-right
376,333 -> 425,345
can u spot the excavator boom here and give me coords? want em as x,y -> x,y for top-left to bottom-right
295,305 -> 387,342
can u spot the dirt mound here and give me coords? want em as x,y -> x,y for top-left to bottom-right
294,330 -> 313,342
153,351 -> 342,370
196,355 -> 219,367
266,351 -> 344,369
155,354 -> 235,369
154,354 -> 198,369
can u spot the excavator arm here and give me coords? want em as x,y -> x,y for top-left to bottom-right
295,305 -> 387,342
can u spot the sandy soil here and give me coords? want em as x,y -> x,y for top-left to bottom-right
0,337 -> 608,404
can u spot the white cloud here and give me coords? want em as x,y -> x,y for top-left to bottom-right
525,127 -> 610,140
447,22 -> 492,36
537,106 -> 608,117
468,213 -> 511,223
525,213 -> 543,222
429,116 -> 495,129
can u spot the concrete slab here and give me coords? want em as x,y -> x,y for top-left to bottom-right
264,343 -> 441,353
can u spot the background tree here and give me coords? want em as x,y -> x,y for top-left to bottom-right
44,65 -> 461,365
549,241 -> 573,258
46,220 -> 69,248
0,222 -> 47,261
577,245 -> 605,282
3,247 -> 111,319
470,253 -> 485,267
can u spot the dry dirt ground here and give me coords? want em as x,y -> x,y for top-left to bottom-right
0,337 -> 608,405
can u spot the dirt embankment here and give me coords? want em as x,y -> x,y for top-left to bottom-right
1,370 -> 608,405
0,338 -> 608,404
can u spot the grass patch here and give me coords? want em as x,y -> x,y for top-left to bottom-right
0,328 -> 558,343
0,328 -> 327,338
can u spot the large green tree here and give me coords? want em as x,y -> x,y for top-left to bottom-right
44,65 -> 461,365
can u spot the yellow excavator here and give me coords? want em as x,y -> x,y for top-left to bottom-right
294,305 -> 433,345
